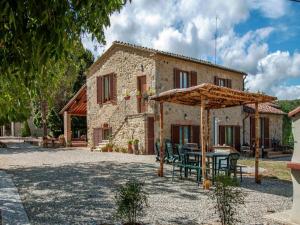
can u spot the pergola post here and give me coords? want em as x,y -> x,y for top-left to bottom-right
201,97 -> 207,181
159,102 -> 164,177
64,111 -> 72,147
206,109 -> 210,151
255,102 -> 260,183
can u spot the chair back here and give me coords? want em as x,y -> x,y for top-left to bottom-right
176,144 -> 186,161
165,140 -> 174,158
228,153 -> 240,171
155,142 -> 160,158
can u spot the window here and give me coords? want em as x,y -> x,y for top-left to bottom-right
103,75 -> 111,102
214,76 -> 232,88
97,73 -> 117,104
180,71 -> 189,88
103,128 -> 112,140
171,125 -> 200,145
174,69 -> 197,88
219,125 -> 240,150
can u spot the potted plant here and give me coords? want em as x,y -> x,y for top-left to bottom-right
107,143 -> 113,152
136,90 -> 142,99
58,134 -> 65,146
102,146 -> 108,152
147,87 -> 155,96
133,139 -> 139,154
128,140 -> 133,154
124,90 -> 131,100
142,92 -> 149,100
114,179 -> 148,225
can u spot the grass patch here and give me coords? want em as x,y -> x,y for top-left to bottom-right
238,159 -> 291,181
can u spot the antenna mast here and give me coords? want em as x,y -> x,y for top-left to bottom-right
214,15 -> 218,64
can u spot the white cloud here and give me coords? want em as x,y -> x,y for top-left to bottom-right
81,0 -> 300,99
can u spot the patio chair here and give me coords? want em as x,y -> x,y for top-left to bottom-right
165,140 -> 177,163
217,153 -> 242,181
154,141 -> 161,161
172,145 -> 202,185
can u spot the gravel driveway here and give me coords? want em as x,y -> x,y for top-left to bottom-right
0,142 -> 292,225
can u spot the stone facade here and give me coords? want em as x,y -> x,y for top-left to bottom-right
87,42 -> 284,153
87,46 -> 156,152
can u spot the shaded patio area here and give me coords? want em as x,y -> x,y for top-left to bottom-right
0,143 -> 292,225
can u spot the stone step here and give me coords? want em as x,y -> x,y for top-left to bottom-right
267,152 -> 292,158
94,140 -> 109,151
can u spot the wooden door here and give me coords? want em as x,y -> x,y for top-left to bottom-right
137,76 -> 147,113
219,125 -> 226,145
250,117 -> 256,147
147,117 -> 155,154
263,118 -> 270,148
93,128 -> 102,148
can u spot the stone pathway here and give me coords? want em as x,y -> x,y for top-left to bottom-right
0,170 -> 30,225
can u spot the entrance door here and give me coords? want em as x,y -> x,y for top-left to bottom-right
147,117 -> 154,154
219,125 -> 241,151
137,76 -> 147,113
93,128 -> 102,148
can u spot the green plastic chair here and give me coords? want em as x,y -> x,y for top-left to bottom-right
217,153 -> 241,180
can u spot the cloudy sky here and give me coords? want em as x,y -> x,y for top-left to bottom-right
82,0 -> 300,100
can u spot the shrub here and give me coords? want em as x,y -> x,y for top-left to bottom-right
210,175 -> 245,225
114,179 -> 148,225
21,120 -> 31,137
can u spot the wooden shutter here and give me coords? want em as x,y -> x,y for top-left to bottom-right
227,79 -> 232,88
192,125 -> 200,144
214,76 -> 218,85
97,76 -> 103,104
234,126 -> 241,151
110,73 -> 117,104
219,125 -> 225,145
174,68 -> 180,88
190,71 -> 197,87
171,125 -> 180,144
264,117 -> 270,147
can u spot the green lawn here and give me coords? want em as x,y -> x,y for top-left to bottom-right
238,159 -> 292,181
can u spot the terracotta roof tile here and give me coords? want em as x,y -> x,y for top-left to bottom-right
243,102 -> 286,115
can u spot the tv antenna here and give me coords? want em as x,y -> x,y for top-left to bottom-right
214,15 -> 219,64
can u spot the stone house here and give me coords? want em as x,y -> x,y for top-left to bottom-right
65,41 -> 285,153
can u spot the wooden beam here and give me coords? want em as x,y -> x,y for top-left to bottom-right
201,97 -> 206,181
255,102 -> 260,183
159,102 -> 164,177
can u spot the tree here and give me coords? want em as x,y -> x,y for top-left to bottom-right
0,0 -> 128,119
21,120 -> 31,137
47,108 -> 62,137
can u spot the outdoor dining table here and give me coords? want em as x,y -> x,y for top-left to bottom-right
184,151 -> 230,183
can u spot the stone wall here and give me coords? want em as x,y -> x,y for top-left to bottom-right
154,55 -> 245,145
87,46 -> 156,151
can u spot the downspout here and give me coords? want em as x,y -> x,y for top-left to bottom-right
242,109 -> 250,145
242,74 -> 247,91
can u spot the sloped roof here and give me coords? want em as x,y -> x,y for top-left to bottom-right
288,106 -> 300,117
88,41 -> 247,77
150,83 -> 276,109
243,103 -> 286,115
59,84 -> 87,115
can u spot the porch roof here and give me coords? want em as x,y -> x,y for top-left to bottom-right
150,83 -> 276,108
59,84 -> 87,116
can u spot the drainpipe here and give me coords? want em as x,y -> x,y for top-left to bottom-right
242,74 -> 247,91
242,111 -> 250,145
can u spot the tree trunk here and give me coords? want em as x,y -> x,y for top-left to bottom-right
41,101 -> 48,146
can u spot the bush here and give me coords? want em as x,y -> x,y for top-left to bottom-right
210,175 -> 245,225
114,179 -> 148,225
21,120 -> 31,137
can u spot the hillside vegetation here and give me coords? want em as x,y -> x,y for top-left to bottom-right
277,99 -> 300,145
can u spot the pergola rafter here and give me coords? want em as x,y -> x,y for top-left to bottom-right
150,83 -> 277,184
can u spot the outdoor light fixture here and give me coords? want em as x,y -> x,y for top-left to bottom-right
141,64 -> 144,72
184,113 -> 188,120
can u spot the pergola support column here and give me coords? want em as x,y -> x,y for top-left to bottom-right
255,102 -> 260,183
201,97 -> 207,181
206,109 -> 210,151
64,111 -> 72,147
159,102 -> 164,177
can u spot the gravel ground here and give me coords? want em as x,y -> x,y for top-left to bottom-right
0,142 -> 293,225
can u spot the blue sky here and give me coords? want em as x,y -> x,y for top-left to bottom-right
82,0 -> 300,100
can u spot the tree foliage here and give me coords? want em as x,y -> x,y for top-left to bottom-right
277,99 -> 300,145
21,120 -> 31,137
0,0 -> 127,120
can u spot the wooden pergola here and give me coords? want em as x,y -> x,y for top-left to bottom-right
150,83 -> 277,183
